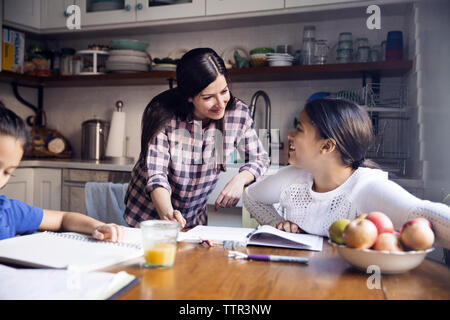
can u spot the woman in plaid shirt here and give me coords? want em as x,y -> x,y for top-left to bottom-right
124,48 -> 270,228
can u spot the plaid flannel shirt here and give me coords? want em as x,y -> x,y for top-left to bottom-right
124,100 -> 270,228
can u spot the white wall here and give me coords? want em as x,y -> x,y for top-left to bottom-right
414,0 -> 450,202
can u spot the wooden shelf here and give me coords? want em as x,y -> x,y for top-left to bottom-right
0,60 -> 412,88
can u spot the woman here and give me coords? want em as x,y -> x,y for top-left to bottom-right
124,48 -> 270,228
243,98 -> 450,249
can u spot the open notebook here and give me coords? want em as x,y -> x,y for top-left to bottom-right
178,225 -> 323,251
0,227 -> 144,271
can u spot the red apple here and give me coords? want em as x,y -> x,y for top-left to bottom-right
343,219 -> 378,249
372,232 -> 403,252
400,218 -> 435,251
366,211 -> 394,234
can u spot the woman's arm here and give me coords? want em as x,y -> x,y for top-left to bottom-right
39,210 -> 125,242
355,178 -> 450,249
215,170 -> 254,210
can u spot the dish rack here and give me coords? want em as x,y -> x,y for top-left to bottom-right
331,82 -> 409,177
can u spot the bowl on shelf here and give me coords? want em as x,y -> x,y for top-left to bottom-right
329,240 -> 434,274
250,53 -> 268,67
266,53 -> 294,67
110,39 -> 149,52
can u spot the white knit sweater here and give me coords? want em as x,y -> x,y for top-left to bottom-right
243,166 -> 450,249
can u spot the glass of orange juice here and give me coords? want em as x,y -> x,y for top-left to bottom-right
140,220 -> 180,268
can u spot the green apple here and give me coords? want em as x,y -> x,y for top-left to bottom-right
328,219 -> 351,245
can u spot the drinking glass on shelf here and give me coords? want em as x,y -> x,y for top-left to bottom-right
356,46 -> 370,62
313,40 -> 330,64
338,32 -> 353,42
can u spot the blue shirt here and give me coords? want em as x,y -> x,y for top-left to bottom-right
0,195 -> 43,240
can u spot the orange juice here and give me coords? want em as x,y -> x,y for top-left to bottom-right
144,243 -> 177,267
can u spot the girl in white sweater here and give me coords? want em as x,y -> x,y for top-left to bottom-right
243,98 -> 450,249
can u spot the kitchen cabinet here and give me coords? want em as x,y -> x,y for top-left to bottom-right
40,0 -> 77,30
33,168 -> 62,211
136,0 -> 205,22
206,0 -> 284,16
3,0 -> 41,30
79,0 -> 205,27
61,169 -> 130,214
1,168 -> 61,210
80,0 -> 136,27
285,0 -> 362,8
1,168 -> 35,204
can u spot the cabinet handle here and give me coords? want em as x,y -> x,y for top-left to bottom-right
137,3 -> 143,10
125,4 -> 131,11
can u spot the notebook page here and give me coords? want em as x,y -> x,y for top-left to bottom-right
177,226 -> 255,243
0,264 -> 135,300
0,231 -> 143,270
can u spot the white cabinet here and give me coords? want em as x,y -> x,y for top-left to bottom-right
136,0 -> 205,22
79,0 -> 205,27
206,0 -> 284,16
40,0 -> 77,29
80,0 -> 136,27
3,0 -> 41,29
33,168 -> 62,211
1,168 -> 61,211
285,0 -> 362,8
1,168 -> 34,204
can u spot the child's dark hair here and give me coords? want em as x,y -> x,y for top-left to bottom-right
0,101 -> 29,147
304,98 -> 378,170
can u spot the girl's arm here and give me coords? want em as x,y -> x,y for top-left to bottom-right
39,210 -> 125,242
355,178 -> 450,249
243,166 -> 302,226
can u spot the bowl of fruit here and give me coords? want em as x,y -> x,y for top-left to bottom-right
328,212 -> 435,274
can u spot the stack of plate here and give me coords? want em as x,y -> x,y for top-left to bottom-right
106,50 -> 151,73
89,0 -> 122,12
266,53 -> 294,67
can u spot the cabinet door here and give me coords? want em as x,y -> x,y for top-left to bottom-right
3,0 -> 41,29
62,183 -> 88,214
285,0 -> 362,8
40,0 -> 77,29
80,0 -> 136,27
206,0 -> 284,16
1,168 -> 34,204
136,0 -> 205,22
33,169 -> 62,211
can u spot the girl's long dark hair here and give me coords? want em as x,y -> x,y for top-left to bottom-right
0,101 -> 28,147
304,98 -> 378,170
140,48 -> 236,160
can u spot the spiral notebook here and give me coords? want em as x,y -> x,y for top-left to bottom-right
0,230 -> 144,271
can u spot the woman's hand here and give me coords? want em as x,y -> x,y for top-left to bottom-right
215,171 -> 255,210
159,209 -> 187,229
275,221 -> 303,234
92,224 -> 126,242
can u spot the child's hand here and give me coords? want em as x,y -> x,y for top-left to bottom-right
92,224 -> 126,242
275,221 -> 303,234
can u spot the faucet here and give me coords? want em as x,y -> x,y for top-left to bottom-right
249,90 -> 272,157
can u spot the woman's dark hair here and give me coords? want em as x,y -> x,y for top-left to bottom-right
140,48 -> 236,159
0,101 -> 28,147
304,98 -> 378,170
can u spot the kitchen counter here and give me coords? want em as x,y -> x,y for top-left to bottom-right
19,159 -> 135,172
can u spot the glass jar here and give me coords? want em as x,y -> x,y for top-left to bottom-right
356,37 -> 369,49
60,48 -> 76,75
303,25 -> 316,40
313,40 -> 329,64
339,32 -> 353,42
356,46 -> 370,62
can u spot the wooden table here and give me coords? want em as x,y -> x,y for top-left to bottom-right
105,241 -> 450,300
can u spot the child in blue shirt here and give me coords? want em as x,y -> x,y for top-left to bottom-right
0,102 -> 125,241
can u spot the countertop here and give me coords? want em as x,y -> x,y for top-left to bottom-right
18,159 -> 423,187
19,159 -> 135,172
